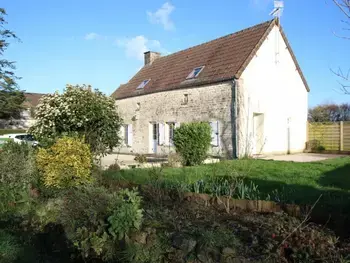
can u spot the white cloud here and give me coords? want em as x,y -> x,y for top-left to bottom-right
84,32 -> 100,40
147,2 -> 175,31
116,36 -> 169,61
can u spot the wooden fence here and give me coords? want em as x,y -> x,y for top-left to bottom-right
308,121 -> 350,151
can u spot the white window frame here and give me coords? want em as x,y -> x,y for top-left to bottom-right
136,79 -> 150,90
186,66 -> 205,79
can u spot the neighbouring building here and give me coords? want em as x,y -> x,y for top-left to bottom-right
111,18 -> 309,158
0,92 -> 46,129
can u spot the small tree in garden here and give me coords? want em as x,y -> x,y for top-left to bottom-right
173,122 -> 212,166
29,84 -> 123,155
36,137 -> 92,188
0,8 -> 25,119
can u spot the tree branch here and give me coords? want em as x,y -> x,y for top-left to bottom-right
333,0 -> 350,18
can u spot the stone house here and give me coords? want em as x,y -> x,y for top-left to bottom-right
111,19 -> 309,158
0,92 -> 45,129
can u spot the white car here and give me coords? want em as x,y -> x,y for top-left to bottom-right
0,133 -> 39,147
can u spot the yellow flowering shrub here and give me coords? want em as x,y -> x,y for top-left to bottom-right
36,137 -> 92,188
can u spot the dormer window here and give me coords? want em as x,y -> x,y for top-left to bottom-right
136,79 -> 150,90
186,66 -> 204,79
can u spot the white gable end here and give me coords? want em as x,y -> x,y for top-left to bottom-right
238,25 -> 308,156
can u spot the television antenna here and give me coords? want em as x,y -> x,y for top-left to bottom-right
269,1 -> 284,64
269,0 -> 284,19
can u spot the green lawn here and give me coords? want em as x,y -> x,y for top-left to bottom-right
105,157 -> 350,207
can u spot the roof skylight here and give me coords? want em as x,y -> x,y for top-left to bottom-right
136,79 -> 150,90
186,66 -> 204,79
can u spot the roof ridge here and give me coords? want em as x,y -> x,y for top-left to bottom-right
24,92 -> 47,95
154,19 -> 275,63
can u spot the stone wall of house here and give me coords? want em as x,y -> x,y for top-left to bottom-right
115,81 -> 234,157
0,110 -> 35,130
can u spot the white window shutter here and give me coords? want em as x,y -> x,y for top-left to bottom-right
118,125 -> 123,139
159,123 -> 165,145
164,123 -> 170,146
127,124 -> 133,146
210,121 -> 219,147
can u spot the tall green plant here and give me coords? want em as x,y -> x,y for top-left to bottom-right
0,8 -> 25,119
173,122 -> 212,166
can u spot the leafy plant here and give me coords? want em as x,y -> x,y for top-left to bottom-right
108,188 -> 143,240
0,141 -> 36,189
36,137 -> 93,188
0,8 -> 25,119
59,186 -> 111,234
32,198 -> 64,230
123,235 -> 168,263
29,84 -> 123,155
108,162 -> 121,172
235,180 -> 260,200
316,145 -> 326,152
134,154 -> 147,164
0,141 -> 36,217
173,122 -> 212,166
0,229 -> 21,263
74,226 -> 112,260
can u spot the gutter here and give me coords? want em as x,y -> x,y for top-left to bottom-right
231,79 -> 238,159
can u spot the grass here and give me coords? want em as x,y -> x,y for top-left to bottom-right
105,157 -> 350,206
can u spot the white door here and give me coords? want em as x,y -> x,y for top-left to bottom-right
253,113 -> 264,155
152,123 -> 159,154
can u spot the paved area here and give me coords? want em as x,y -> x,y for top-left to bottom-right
100,153 -> 219,169
260,153 -> 347,162
100,153 -> 347,169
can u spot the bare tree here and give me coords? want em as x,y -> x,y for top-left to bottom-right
331,0 -> 350,93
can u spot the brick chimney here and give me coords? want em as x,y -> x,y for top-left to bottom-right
144,51 -> 161,66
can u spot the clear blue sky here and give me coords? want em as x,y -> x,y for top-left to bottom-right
2,0 -> 349,107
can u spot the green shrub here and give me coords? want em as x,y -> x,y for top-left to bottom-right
316,145 -> 326,152
58,186 -> 114,259
0,230 -> 21,263
0,141 -> 36,217
36,137 -> 93,188
134,154 -> 147,164
59,186 -> 110,234
173,122 -> 212,166
0,141 -> 35,188
32,198 -> 64,230
57,186 -> 143,260
107,188 -> 143,240
108,162 -> 121,172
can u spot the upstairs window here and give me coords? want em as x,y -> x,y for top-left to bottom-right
186,66 -> 204,79
136,79 -> 150,90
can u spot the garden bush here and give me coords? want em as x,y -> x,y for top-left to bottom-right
107,188 -> 143,240
57,186 -> 143,260
29,84 -> 123,155
173,122 -> 212,166
0,141 -> 36,217
36,137 -> 93,188
0,229 -> 21,263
